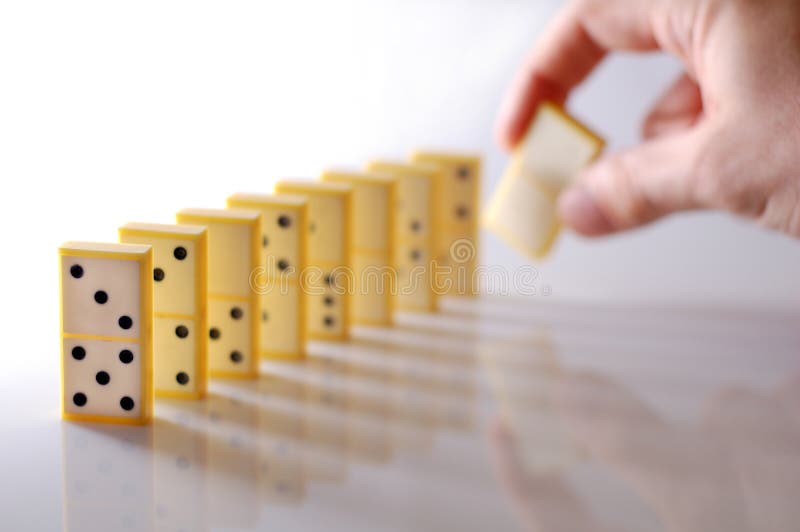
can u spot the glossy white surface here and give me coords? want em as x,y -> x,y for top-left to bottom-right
6,297 -> 800,531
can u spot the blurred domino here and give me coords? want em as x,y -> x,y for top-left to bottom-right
59,242 -> 154,424
274,180 -> 352,341
484,103 -> 604,258
410,151 -> 482,297
176,209 -> 262,378
226,193 -> 308,360
118,223 -> 208,399
321,170 -> 396,326
365,161 -> 438,312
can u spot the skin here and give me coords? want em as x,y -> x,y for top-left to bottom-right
496,0 -> 800,238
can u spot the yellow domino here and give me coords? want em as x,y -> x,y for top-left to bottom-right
321,169 -> 396,326
226,193 -> 308,360
365,160 -> 438,313
176,208 -> 262,378
274,180 -> 352,341
118,223 -> 208,399
410,150 -> 482,298
484,102 -> 605,259
517,102 -> 605,195
59,242 -> 154,425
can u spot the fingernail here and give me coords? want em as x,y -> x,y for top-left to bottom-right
558,186 -> 614,236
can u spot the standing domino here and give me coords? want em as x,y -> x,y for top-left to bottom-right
274,180 -> 352,341
365,161 -> 438,312
410,151 -> 482,297
176,208 -> 262,378
119,223 -> 208,398
59,242 -> 154,424
321,170 -> 396,326
484,103 -> 604,258
226,193 -> 308,360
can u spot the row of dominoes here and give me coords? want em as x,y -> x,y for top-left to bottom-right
59,151 -> 481,425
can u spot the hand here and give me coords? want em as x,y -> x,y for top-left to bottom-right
496,0 -> 800,237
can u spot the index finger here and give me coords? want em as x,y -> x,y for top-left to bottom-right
495,0 -> 661,150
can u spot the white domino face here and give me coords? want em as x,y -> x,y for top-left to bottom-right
485,105 -> 602,258
206,222 -> 255,297
61,256 -> 142,338
484,163 -> 559,257
60,243 -> 151,423
153,316 -> 199,392
395,243 -> 433,310
520,105 -> 602,192
395,174 -> 431,240
62,337 -> 144,418
260,285 -> 301,354
208,299 -> 253,374
306,194 -> 346,264
306,270 -> 346,337
120,233 -> 199,316
260,205 -> 302,280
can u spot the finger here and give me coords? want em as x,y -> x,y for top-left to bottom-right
642,73 -> 704,140
558,122 -> 721,236
496,0 -> 661,150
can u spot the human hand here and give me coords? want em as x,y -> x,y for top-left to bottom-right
496,0 -> 800,237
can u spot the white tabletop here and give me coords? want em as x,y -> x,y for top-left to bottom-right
4,296 -> 800,531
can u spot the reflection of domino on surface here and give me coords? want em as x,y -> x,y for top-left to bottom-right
484,103 -> 604,259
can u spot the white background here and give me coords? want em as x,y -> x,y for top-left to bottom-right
1,0 -> 798,371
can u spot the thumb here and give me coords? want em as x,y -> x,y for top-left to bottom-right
557,123 -> 721,236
